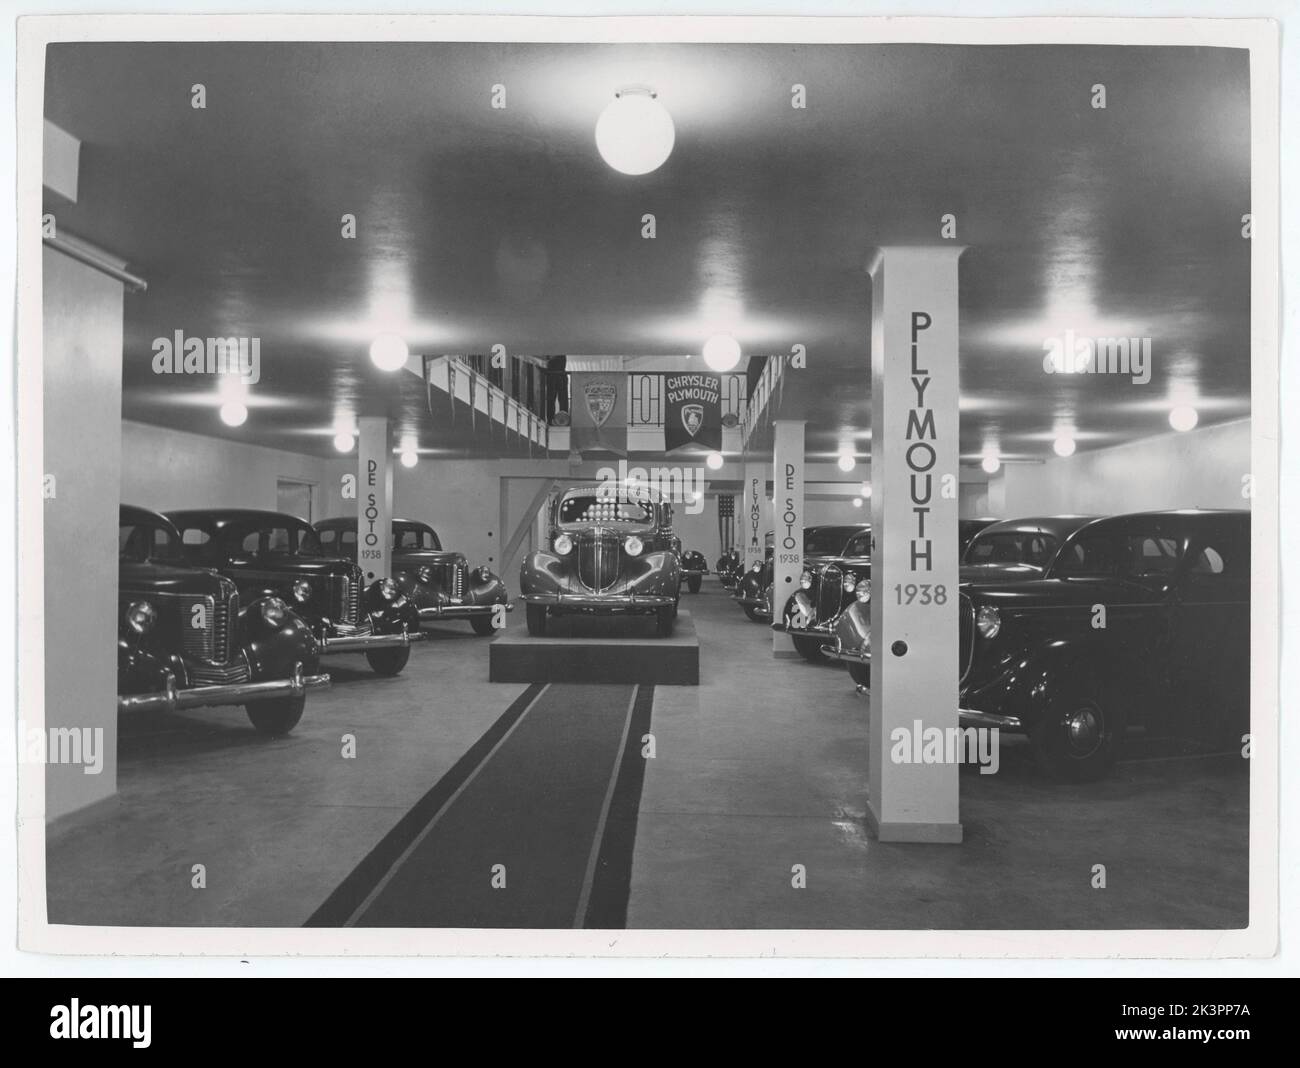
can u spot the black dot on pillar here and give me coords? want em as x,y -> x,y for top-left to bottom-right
784,576 -> 792,583
891,640 -> 908,657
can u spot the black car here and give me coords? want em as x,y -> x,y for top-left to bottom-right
823,510 -> 1250,780
959,517 -> 998,555
117,505 -> 329,734
715,548 -> 743,590
735,525 -> 869,622
315,517 -> 511,636
167,509 -> 423,676
679,550 -> 709,594
961,515 -> 1096,583
782,526 -> 872,661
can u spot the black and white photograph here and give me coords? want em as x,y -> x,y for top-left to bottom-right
9,9 -> 1288,973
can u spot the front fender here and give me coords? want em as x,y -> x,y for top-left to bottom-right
240,599 -> 321,678
468,572 -> 511,605
965,637 -> 1100,731
117,636 -> 172,695
783,591 -> 814,629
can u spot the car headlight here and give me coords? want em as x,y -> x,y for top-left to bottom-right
799,571 -> 813,590
380,578 -> 399,601
842,574 -> 857,593
976,605 -> 1002,639
417,566 -> 433,584
260,597 -> 289,626
751,562 -> 762,573
855,579 -> 872,603
291,579 -> 312,603
624,535 -> 643,557
125,600 -> 156,635
554,533 -> 573,556
476,565 -> 494,582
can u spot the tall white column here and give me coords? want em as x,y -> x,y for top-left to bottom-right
357,417 -> 393,585
867,246 -> 964,843
771,420 -> 805,658
741,461 -> 770,572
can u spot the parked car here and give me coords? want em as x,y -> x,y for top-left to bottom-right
959,517 -> 998,555
822,510 -> 1250,780
315,517 -> 511,636
519,482 -> 682,637
117,505 -> 329,734
167,509 -> 422,676
736,525 -> 869,623
715,548 -> 743,589
782,526 -> 872,661
961,515 -> 1096,582
679,550 -> 709,594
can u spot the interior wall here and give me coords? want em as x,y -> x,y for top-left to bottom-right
45,248 -> 124,820
1000,419 -> 1251,516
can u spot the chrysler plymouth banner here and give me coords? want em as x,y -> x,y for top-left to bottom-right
569,372 -> 627,456
663,372 -> 722,452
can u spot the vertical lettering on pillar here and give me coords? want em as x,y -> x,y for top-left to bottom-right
742,462 -> 768,572
357,417 -> 392,585
772,422 -> 805,656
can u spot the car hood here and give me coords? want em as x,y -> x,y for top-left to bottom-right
226,556 -> 356,578
120,559 -> 226,597
962,575 -> 1144,608
959,562 -> 1046,584
393,549 -> 469,569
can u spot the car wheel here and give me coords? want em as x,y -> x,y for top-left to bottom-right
792,635 -> 827,663
470,616 -> 497,637
686,575 -> 702,594
365,645 -> 412,676
656,604 -> 675,637
525,604 -> 548,636
742,605 -> 766,623
245,696 -> 304,736
848,662 -> 871,690
1028,672 -> 1125,782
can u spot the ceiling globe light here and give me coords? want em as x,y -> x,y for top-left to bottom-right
981,455 -> 1001,475
400,450 -> 418,468
837,454 -> 856,473
595,87 -> 675,176
852,497 -> 863,508
705,451 -> 724,470
1169,405 -> 1199,432
369,333 -> 409,372
219,401 -> 248,427
1053,434 -> 1077,458
333,432 -> 355,453
702,333 -> 742,372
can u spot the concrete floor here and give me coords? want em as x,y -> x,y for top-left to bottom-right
47,585 -> 1248,929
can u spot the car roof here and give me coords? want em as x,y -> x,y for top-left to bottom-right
120,503 -> 180,533
971,515 -> 1098,540
166,508 -> 313,528
1068,510 -> 1249,538
314,516 -> 433,531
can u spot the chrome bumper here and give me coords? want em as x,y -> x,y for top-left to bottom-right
118,662 -> 330,714
524,593 -> 676,610
822,642 -> 869,665
319,628 -> 423,654
418,603 -> 513,620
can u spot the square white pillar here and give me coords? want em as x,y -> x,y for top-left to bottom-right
867,246 -> 965,843
771,420 -> 805,657
357,417 -> 393,584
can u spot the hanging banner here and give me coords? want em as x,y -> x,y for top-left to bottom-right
663,372 -> 722,452
569,372 -> 627,456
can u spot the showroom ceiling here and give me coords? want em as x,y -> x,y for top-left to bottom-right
44,42 -> 1251,462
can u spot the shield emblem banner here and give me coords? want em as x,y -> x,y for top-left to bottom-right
584,380 -> 617,428
682,404 -> 704,438
569,373 -> 627,456
663,372 -> 722,452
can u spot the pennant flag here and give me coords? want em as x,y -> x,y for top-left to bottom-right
663,372 -> 722,452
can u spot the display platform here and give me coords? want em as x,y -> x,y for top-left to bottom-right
489,607 -> 699,685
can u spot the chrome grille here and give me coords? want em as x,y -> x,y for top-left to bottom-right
816,565 -> 843,624
437,562 -> 465,598
180,595 -> 215,661
331,571 -> 363,624
577,531 -> 620,592
212,588 -> 236,664
959,593 -> 975,682
189,657 -> 252,686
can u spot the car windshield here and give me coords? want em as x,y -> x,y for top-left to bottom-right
966,532 -> 1059,568
804,529 -> 853,555
229,521 -> 324,558
394,524 -> 441,550
119,520 -> 184,564
843,532 -> 872,557
558,494 -> 655,528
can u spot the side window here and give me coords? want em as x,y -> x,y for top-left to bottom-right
318,529 -> 336,553
1057,535 -> 1118,576
179,527 -> 217,565
1123,534 -> 1180,576
339,530 -> 358,555
1181,531 -> 1249,603
241,531 -> 262,555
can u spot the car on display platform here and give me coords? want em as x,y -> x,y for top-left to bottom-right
679,549 -> 709,594
735,524 -> 869,623
167,509 -> 423,676
117,505 -> 330,735
519,482 -> 682,637
315,516 -> 511,636
822,510 -> 1250,781
715,548 -> 743,589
